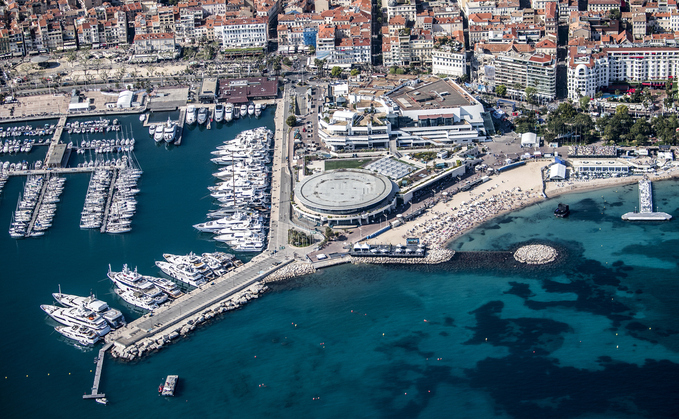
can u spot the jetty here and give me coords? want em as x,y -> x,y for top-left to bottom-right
24,173 -> 51,237
44,115 -> 68,167
175,108 -> 185,146
107,256 -> 292,350
99,168 -> 119,232
83,342 -> 112,400
622,179 -> 672,221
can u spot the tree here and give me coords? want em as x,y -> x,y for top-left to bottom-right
616,104 -> 629,115
286,115 -> 297,127
350,68 -> 360,77
609,8 -> 622,21
331,66 -> 342,78
283,57 -> 292,67
496,84 -> 507,97
579,96 -> 591,111
308,45 -> 316,54
314,58 -> 326,77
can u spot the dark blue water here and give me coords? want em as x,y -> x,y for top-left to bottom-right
1,111 -> 678,418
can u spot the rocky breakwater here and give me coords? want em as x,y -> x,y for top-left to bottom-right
513,244 -> 557,265
109,282 -> 268,361
352,248 -> 455,265
263,262 -> 316,283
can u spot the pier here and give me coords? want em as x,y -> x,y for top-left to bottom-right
175,108 -> 185,146
100,168 -> 119,233
83,342 -> 112,400
44,115 -> 67,167
107,256 -> 293,349
622,180 -> 672,221
24,173 -> 51,237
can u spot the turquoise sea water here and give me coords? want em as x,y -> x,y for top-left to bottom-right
1,111 -> 678,418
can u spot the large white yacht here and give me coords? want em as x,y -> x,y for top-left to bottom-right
155,260 -> 206,288
114,288 -> 158,311
154,124 -> 164,143
240,104 -> 247,117
214,104 -> 224,123
143,275 -> 184,299
52,291 -> 126,329
254,103 -> 262,117
197,107 -> 208,125
108,264 -> 168,306
193,212 -> 252,232
186,105 -> 196,124
247,103 -> 255,116
225,103 -> 234,122
40,304 -> 111,336
163,118 -> 177,143
163,252 -> 214,279
55,325 -> 101,345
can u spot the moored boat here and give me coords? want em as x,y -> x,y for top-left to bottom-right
55,325 -> 101,345
214,104 -> 224,123
225,103 -> 234,122
554,203 -> 570,218
197,107 -> 208,125
186,105 -> 196,124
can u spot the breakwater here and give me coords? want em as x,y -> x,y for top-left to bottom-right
110,282 -> 268,361
352,248 -> 455,265
263,262 -> 317,283
513,244 -> 558,265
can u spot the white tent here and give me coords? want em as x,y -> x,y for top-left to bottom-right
117,90 -> 134,108
549,163 -> 567,180
521,132 -> 538,148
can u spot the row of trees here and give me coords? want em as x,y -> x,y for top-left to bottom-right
512,101 -> 678,146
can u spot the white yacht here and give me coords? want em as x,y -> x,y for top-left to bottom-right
248,103 -> 255,116
163,118 -> 177,143
254,103 -> 262,117
233,106 -> 240,119
225,103 -> 234,122
163,252 -> 214,279
193,212 -> 252,232
143,275 -> 184,299
214,104 -> 224,123
148,124 -> 156,136
40,304 -> 111,336
107,264 -> 168,306
55,325 -> 101,345
115,288 -> 158,311
197,107 -> 208,125
186,105 -> 196,124
155,260 -> 206,288
154,124 -> 164,143
52,291 -> 126,329
240,104 -> 247,117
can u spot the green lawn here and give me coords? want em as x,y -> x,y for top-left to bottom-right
324,158 -> 374,170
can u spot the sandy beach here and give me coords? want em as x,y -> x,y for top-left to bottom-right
373,160 -> 679,249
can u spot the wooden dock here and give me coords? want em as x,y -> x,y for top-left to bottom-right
175,108 -> 186,146
83,342 -> 113,400
100,169 -> 118,233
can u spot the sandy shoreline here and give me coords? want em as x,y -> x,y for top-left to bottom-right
372,161 -> 679,249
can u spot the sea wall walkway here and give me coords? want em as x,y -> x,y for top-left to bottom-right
107,255 -> 293,349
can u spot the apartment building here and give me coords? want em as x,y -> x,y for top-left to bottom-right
214,17 -> 268,49
494,51 -> 557,101
432,45 -> 467,77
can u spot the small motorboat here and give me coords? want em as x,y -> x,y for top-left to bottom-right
96,398 -> 108,405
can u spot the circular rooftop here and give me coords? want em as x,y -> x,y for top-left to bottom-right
295,169 -> 397,215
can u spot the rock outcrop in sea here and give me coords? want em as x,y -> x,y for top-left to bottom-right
513,244 -> 557,265
352,248 -> 454,265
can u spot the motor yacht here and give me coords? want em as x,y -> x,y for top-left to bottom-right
143,275 -> 184,299
55,325 -> 101,345
148,124 -> 156,136
197,107 -> 208,125
52,291 -> 126,329
163,118 -> 177,143
254,103 -> 262,117
233,106 -> 240,119
40,304 -> 111,336
186,105 -> 196,124
248,103 -> 255,116
225,103 -> 234,122
155,260 -> 206,288
240,104 -> 247,117
108,264 -> 168,305
115,288 -> 158,311
154,124 -> 164,143
214,104 -> 224,123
